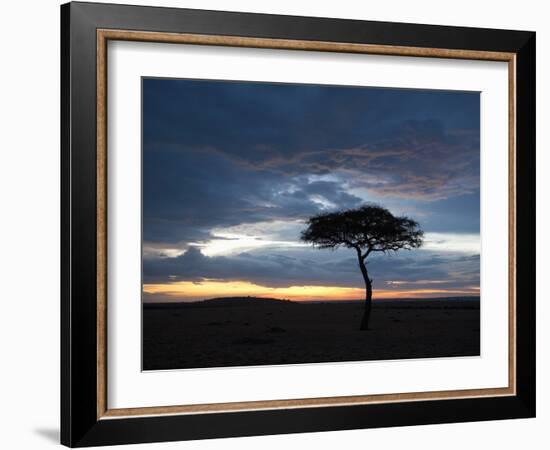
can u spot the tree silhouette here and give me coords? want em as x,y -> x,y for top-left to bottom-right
301,204 -> 423,330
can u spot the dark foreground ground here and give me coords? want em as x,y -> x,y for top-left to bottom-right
142,297 -> 480,370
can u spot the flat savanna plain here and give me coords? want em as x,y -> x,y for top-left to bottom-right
142,297 -> 480,370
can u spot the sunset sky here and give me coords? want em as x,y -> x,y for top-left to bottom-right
142,78 -> 480,302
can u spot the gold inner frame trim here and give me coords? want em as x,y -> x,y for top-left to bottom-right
96,28 -> 517,420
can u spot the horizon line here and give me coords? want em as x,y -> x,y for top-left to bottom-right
142,294 -> 481,305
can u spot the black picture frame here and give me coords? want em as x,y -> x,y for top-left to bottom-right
61,1 -> 535,447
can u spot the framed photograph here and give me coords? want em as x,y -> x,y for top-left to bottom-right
61,2 -> 536,447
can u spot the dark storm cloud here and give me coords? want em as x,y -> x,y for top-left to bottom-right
144,79 -> 479,201
143,79 -> 479,157
143,246 -> 334,287
246,120 -> 479,201
143,79 -> 479,241
143,146 -> 363,243
143,246 -> 479,294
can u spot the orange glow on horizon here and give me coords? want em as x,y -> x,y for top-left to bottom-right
143,279 -> 480,302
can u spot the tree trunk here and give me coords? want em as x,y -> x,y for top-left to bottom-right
358,256 -> 372,331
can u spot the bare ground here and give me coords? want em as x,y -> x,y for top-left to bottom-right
142,297 -> 480,370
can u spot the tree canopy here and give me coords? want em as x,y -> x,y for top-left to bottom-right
300,204 -> 424,259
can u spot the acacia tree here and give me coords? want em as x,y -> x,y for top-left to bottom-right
301,205 -> 423,330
